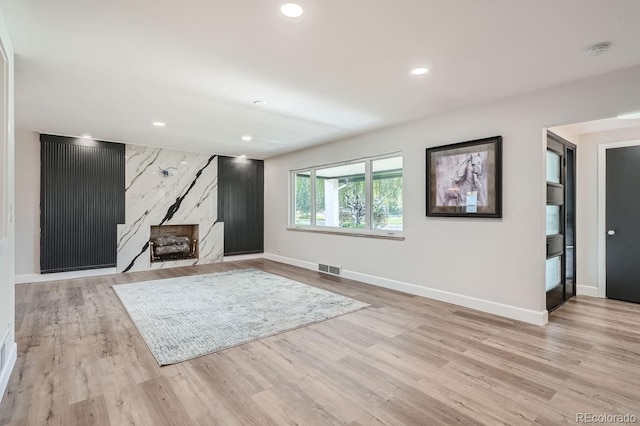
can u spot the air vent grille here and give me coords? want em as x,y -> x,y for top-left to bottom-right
319,263 -> 341,276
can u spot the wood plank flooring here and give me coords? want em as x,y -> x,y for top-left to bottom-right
1,259 -> 639,425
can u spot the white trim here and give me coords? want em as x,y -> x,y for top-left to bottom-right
15,267 -> 117,284
223,253 -> 264,262
290,150 -> 403,175
576,285 -> 599,298
16,255 -> 269,282
264,253 -> 548,326
597,139 -> 640,299
287,226 -> 404,240
0,340 -> 16,404
264,253 -> 317,271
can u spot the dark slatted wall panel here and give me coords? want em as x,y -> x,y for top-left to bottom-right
217,156 -> 264,255
40,134 -> 125,273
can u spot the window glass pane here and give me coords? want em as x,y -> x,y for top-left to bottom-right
566,247 -> 575,282
547,150 -> 561,183
546,256 -> 561,291
546,205 -> 560,236
293,171 -> 311,225
316,162 -> 366,228
372,156 -> 403,231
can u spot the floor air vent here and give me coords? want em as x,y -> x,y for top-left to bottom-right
319,263 -> 342,276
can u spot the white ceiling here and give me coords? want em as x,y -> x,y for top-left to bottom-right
2,0 -> 640,159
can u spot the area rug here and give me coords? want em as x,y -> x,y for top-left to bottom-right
112,268 -> 370,365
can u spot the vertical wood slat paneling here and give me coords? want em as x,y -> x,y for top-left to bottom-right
217,156 -> 264,255
40,134 -> 125,273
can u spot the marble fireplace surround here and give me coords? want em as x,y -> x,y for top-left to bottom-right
116,145 -> 224,273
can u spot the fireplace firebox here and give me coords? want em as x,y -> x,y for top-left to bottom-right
149,224 -> 199,263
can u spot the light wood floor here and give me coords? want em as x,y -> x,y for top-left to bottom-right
1,259 -> 639,425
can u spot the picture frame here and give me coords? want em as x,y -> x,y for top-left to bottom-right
426,136 -> 502,218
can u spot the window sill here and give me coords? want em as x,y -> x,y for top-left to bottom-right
287,226 -> 404,241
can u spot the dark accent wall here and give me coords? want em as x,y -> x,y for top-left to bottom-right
40,134 -> 125,273
217,156 -> 264,255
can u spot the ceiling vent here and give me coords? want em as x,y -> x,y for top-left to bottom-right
585,42 -> 611,56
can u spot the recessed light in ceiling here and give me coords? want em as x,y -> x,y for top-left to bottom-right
585,42 -> 611,56
410,67 -> 429,76
281,3 -> 303,18
617,111 -> 640,120
81,134 -> 92,139
181,161 -> 188,164
253,100 -> 267,106
242,135 -> 252,142
153,121 -> 166,127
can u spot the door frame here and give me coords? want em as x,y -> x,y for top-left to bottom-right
597,139 -> 640,298
0,32 -> 7,246
545,131 -> 577,311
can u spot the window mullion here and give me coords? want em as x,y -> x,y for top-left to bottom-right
290,171 -> 295,226
310,169 -> 316,227
365,160 -> 372,230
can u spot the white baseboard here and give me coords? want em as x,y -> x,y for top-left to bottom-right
264,253 -> 316,270
223,253 -> 265,262
16,255 -> 267,283
0,341 -> 17,405
576,285 -> 600,298
15,267 -> 117,284
264,253 -> 548,326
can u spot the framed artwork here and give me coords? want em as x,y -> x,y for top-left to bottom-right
426,136 -> 502,218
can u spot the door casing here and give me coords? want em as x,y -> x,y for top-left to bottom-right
597,139 -> 640,298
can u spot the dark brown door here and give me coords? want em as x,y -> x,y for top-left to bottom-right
606,145 -> 640,303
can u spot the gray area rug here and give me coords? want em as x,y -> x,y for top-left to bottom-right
112,268 -> 370,365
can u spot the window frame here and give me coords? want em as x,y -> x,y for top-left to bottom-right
289,152 -> 403,239
0,41 -> 7,242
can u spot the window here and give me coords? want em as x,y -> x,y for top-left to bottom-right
291,154 -> 403,236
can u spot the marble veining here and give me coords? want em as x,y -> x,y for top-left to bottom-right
117,145 -> 224,272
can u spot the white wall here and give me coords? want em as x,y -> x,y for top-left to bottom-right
264,65 -> 640,325
14,129 -> 39,276
575,126 -> 640,294
0,6 -> 15,403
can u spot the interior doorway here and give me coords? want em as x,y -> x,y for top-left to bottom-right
545,132 -> 576,311
549,115 -> 640,306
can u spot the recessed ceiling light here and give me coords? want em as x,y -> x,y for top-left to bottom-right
242,135 -> 252,142
153,121 -> 166,127
181,161 -> 188,164
281,3 -> 303,18
617,111 -> 640,120
585,42 -> 611,56
253,100 -> 267,106
410,67 -> 429,76
81,134 -> 92,139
